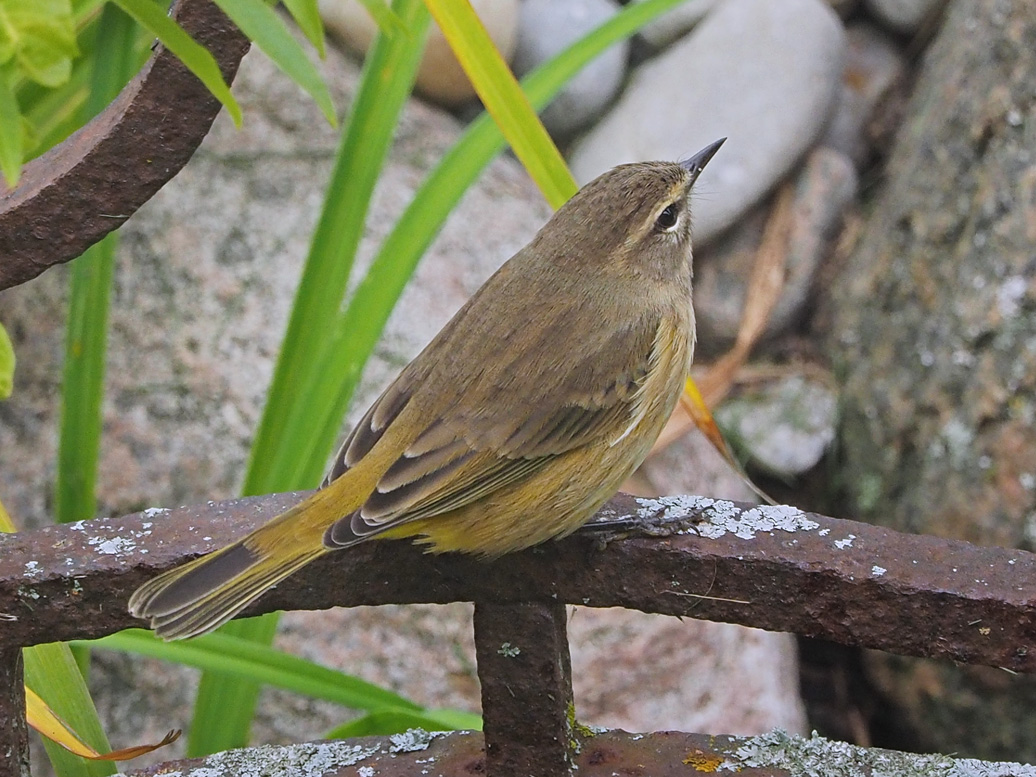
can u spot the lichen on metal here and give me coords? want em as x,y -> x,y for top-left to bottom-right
721,730 -> 1036,777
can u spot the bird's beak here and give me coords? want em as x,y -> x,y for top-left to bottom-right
681,138 -> 726,183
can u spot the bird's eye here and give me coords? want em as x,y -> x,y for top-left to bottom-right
655,203 -> 680,232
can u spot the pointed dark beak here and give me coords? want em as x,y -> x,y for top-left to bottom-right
681,138 -> 726,182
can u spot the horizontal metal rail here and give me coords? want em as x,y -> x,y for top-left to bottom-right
3,491 -> 1034,775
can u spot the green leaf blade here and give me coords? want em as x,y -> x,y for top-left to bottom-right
213,0 -> 336,126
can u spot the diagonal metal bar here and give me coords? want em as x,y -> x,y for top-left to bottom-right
2,492 -> 1034,674
0,0 -> 250,292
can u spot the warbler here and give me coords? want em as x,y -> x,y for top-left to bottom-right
129,139 -> 725,640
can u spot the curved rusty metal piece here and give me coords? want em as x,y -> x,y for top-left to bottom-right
0,0 -> 250,292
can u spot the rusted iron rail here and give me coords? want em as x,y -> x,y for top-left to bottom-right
2,492 -> 1035,776
2,492 -> 1033,669
0,0 -> 250,292
109,729 -> 1036,777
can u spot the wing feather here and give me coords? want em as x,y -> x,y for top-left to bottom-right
322,289 -> 666,549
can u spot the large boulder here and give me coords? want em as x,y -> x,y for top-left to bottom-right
822,0 -> 1036,760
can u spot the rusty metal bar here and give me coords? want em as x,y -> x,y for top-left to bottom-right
2,492 -> 1035,675
473,600 -> 574,777
111,728 -> 1036,776
0,649 -> 29,777
0,0 -> 250,291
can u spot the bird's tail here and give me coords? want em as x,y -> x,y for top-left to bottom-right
129,486 -> 349,640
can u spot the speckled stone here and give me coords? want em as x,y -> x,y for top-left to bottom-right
822,0 -> 1036,761
714,374 -> 839,477
693,146 -> 858,355
511,0 -> 629,138
864,0 -> 942,34
821,23 -> 907,167
568,0 -> 846,246
629,0 -> 717,49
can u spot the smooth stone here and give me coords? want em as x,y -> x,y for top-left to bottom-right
821,23 -> 907,167
568,0 -> 847,246
864,0 -> 941,34
511,0 -> 629,138
629,0 -> 718,50
319,0 -> 519,107
693,147 -> 858,355
827,0 -> 859,16
714,374 -> 839,477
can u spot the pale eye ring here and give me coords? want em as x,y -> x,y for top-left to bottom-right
655,203 -> 680,231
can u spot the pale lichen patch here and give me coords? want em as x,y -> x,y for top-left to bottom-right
719,729 -> 1036,776
388,729 -> 440,753
88,535 -> 137,556
113,741 -> 377,777
23,560 -> 41,579
634,496 -> 820,540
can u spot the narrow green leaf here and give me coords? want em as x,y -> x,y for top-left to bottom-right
213,0 -> 336,126
56,3 -> 136,527
187,615 -> 279,756
244,0 -> 430,494
0,64 -> 23,186
24,643 -> 115,777
82,630 -> 425,713
280,0 -> 325,56
0,321 -> 14,399
326,708 -> 482,738
111,0 -> 242,126
422,0 -> 576,208
355,0 -> 407,37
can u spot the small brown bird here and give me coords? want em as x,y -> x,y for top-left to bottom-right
129,139 -> 725,640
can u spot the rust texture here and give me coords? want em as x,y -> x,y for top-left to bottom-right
473,600 -> 574,777
0,0 -> 250,292
115,728 -> 1024,776
113,729 -> 771,777
0,648 -> 29,777
2,491 -> 1035,675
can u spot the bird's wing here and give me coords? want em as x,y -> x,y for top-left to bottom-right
323,309 -> 663,546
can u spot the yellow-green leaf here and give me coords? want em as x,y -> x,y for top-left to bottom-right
213,0 -> 336,126
280,0 -> 325,56
28,686 -> 180,761
423,0 -> 575,208
0,0 -> 78,87
0,64 -> 23,186
0,321 -> 13,398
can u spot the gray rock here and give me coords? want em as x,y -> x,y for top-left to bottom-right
512,0 -> 628,138
864,0 -> 941,34
827,0 -> 860,16
822,0 -> 1036,761
568,0 -> 847,246
821,23 -> 907,167
714,374 -> 839,477
694,147 -> 858,355
629,0 -> 718,50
